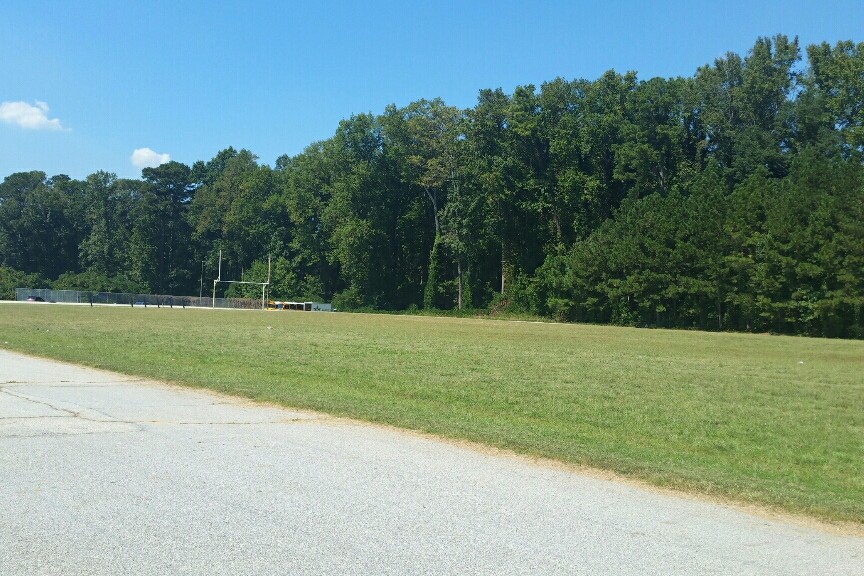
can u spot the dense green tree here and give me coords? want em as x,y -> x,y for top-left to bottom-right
274,143 -> 338,300
465,87 -> 517,296
323,113 -> 398,308
0,172 -> 85,279
79,172 -> 140,279
2,35 -> 863,338
380,99 -> 467,308
805,40 -> 864,159
129,161 -> 195,294
693,35 -> 800,185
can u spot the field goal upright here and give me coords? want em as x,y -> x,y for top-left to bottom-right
212,250 -> 271,310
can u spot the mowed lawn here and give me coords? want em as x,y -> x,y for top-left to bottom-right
2,304 -> 862,524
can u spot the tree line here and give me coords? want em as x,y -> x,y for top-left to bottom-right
2,36 -> 863,338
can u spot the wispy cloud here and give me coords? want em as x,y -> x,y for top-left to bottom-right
131,147 -> 171,169
0,100 -> 66,130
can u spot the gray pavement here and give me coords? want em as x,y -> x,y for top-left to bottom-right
1,349 -> 862,575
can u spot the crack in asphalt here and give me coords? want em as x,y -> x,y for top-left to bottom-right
146,418 -> 315,425
2,379 -> 145,386
0,387 -> 132,425
1,430 -> 138,439
0,415 -> 74,420
0,387 -> 79,417
1,387 -> 317,427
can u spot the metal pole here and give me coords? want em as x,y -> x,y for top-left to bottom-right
213,249 -> 221,309
266,255 -> 271,307
199,260 -> 204,300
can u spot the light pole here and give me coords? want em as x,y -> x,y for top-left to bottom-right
199,260 -> 205,300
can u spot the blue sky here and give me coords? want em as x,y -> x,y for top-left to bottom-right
1,0 -> 862,180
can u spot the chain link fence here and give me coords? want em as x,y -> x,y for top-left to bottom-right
15,288 -> 263,310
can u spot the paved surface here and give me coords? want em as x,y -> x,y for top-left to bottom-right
1,350 -> 862,575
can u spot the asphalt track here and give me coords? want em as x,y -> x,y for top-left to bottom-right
1,349 -> 862,575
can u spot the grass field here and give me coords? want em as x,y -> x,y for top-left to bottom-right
1,303 -> 862,524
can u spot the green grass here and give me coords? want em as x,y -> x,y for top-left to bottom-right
2,304 -> 863,524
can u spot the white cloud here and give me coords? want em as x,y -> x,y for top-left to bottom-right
131,147 -> 171,169
0,100 -> 65,130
